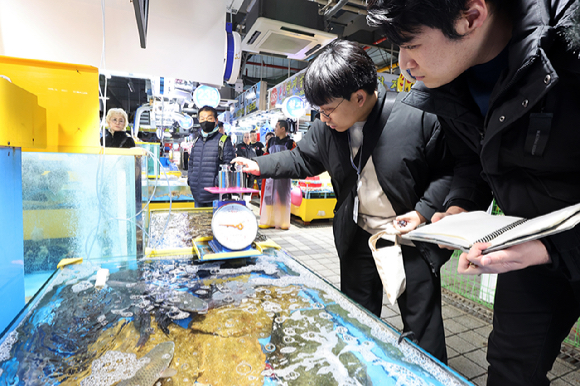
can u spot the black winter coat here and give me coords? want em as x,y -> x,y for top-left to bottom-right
403,0 -> 580,279
256,91 -> 454,273
236,142 -> 257,159
187,131 -> 235,205
100,131 -> 136,148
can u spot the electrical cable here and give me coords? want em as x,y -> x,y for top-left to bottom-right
87,0 -> 174,259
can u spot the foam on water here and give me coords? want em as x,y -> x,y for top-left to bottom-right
0,331 -> 18,362
79,350 -> 151,386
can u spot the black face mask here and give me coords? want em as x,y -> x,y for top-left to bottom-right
200,121 -> 216,133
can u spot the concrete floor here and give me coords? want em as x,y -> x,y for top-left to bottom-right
255,206 -> 580,386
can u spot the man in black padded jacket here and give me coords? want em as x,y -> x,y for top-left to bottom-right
233,40 -> 455,362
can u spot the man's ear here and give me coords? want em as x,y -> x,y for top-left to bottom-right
354,90 -> 367,107
455,0 -> 488,36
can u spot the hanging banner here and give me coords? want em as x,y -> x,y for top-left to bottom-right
269,70 -> 306,110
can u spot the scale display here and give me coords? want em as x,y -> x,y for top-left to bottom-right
211,203 -> 258,250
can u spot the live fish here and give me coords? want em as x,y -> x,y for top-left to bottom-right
117,341 -> 177,386
133,307 -> 152,349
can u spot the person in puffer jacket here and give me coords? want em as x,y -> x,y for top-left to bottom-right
187,105 -> 234,207
367,1 -> 580,385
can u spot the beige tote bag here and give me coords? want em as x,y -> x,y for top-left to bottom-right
368,229 -> 406,306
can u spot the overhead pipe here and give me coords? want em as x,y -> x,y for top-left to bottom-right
245,61 -> 302,72
310,0 -> 367,16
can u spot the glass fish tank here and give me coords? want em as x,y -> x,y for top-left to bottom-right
144,178 -> 193,202
0,250 -> 472,385
21,152 -> 140,300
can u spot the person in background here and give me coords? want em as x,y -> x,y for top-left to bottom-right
249,129 -> 265,156
235,132 -> 258,190
217,121 -> 225,134
264,131 -> 275,146
233,40 -> 454,363
367,0 -> 580,384
257,120 -> 296,230
101,108 -> 135,148
235,132 -> 256,159
187,105 -> 234,207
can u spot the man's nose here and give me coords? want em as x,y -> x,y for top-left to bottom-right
399,50 -> 416,72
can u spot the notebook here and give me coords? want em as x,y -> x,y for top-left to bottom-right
402,203 -> 580,253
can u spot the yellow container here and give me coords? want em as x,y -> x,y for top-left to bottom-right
0,55 -> 100,153
291,197 -> 336,223
0,80 -> 46,148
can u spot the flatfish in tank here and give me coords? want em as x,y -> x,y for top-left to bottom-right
117,341 -> 177,386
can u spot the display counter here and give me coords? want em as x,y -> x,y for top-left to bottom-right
0,250 -> 472,385
291,177 -> 336,224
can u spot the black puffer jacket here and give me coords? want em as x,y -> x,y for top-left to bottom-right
256,91 -> 454,273
187,131 -> 235,205
403,0 -> 580,279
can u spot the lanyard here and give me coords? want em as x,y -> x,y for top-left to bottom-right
347,131 -> 363,177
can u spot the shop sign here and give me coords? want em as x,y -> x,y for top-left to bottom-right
282,95 -> 306,119
193,85 -> 220,108
269,70 -> 306,110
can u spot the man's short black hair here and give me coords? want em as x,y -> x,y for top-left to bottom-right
366,0 -> 508,46
250,129 -> 257,134
277,120 -> 289,131
198,105 -> 218,120
304,40 -> 378,107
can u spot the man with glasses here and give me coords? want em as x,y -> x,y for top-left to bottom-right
188,105 -> 234,207
233,40 -> 454,362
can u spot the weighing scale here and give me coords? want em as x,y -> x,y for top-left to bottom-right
191,187 -> 269,261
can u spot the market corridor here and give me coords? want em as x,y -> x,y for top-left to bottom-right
254,204 -> 580,386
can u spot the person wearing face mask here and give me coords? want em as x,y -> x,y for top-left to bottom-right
187,105 -> 235,207
101,108 -> 135,148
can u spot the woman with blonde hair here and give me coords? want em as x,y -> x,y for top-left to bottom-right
101,108 -> 135,148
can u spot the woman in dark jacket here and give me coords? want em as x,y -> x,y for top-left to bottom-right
101,108 -> 135,148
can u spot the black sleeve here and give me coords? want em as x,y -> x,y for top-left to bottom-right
439,119 -> 493,211
256,124 -> 326,179
413,113 -> 454,221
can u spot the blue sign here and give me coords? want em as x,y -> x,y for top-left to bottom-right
193,85 -> 220,108
282,95 -> 306,119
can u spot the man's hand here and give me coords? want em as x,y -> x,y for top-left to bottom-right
431,206 -> 468,249
457,240 -> 552,275
393,211 -> 426,234
431,205 -> 467,223
231,157 -> 261,176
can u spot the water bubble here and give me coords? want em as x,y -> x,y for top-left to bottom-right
280,347 -> 296,354
195,290 -> 208,295
336,326 -> 348,335
236,361 -> 252,375
274,316 -> 286,324
319,312 -> 332,320
264,343 -> 276,352
181,363 -> 189,370
285,371 -> 300,380
283,328 -> 295,335
313,302 -> 324,309
283,336 -> 295,344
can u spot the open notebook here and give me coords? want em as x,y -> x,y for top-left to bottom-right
403,203 -> 580,253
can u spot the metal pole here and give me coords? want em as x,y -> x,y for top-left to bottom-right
390,43 -> 393,74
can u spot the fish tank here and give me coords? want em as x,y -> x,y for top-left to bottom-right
0,250 -> 473,385
21,152 -> 141,300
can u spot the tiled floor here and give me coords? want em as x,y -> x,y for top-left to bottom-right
255,206 -> 580,385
